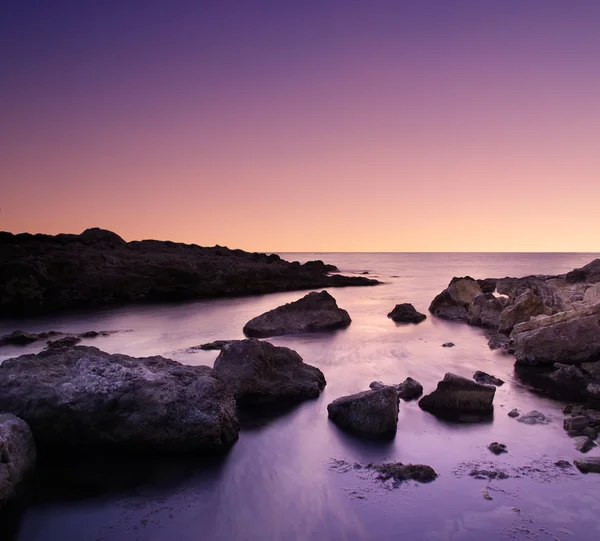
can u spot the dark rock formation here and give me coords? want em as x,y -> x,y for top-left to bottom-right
0,228 -> 379,316
387,303 -> 426,324
0,414 -> 36,507
45,335 -> 82,349
397,377 -> 424,400
0,329 -> 117,347
0,346 -> 239,454
473,371 -> 504,386
442,342 -> 455,348
243,291 -> 351,338
508,409 -> 520,418
488,442 -> 507,455
195,340 -> 238,351
467,294 -> 506,328
573,436 -> 596,453
516,410 -> 550,425
370,462 -> 438,483
574,457 -> 600,473
213,339 -> 326,407
564,416 -> 590,432
429,277 -> 482,321
419,373 -> 495,416
498,290 -> 550,334
327,387 -> 399,439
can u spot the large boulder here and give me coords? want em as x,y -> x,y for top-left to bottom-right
212,339 -> 326,407
243,291 -> 351,338
467,294 -> 505,328
498,290 -> 550,334
327,387 -> 399,439
510,303 -> 600,365
387,304 -> 426,324
429,278 -> 482,321
0,346 -> 239,454
0,414 -> 36,507
419,373 -> 495,416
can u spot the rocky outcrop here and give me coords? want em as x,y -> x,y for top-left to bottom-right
498,290 -> 550,334
467,294 -> 506,328
0,346 -> 239,454
213,339 -> 326,407
195,340 -> 238,351
419,373 -> 495,416
387,304 -> 426,324
0,228 -> 379,316
0,414 -> 36,507
243,291 -> 351,338
327,387 -> 399,439
473,371 -> 504,386
0,329 -> 116,347
429,277 -> 482,321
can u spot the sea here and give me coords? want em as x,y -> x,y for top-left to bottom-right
2,253 -> 600,541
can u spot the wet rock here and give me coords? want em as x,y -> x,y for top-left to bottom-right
397,377 -> 424,400
243,291 -> 351,338
547,363 -> 587,396
442,342 -> 455,348
468,294 -> 505,328
45,335 -> 82,349
429,277 -> 482,321
573,436 -> 596,453
387,303 -> 426,324
473,371 -> 504,386
469,469 -> 509,480
327,387 -> 399,439
419,373 -> 495,416
370,462 -> 438,483
482,490 -> 493,500
485,330 -> 510,351
213,339 -> 325,407
0,346 -> 240,454
574,457 -> 600,473
554,460 -> 573,468
564,416 -> 590,432
498,290 -> 550,334
508,409 -> 520,418
196,340 -> 237,351
369,381 -> 387,390
0,330 -> 39,346
79,330 -> 112,338
488,442 -> 508,455
0,414 -> 36,507
583,427 -> 598,440
517,410 -> 550,425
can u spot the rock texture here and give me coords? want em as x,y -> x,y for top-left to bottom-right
213,339 -> 326,407
0,228 -> 379,316
370,462 -> 438,483
327,387 -> 399,439
397,377 -> 424,400
419,373 -> 495,415
243,291 -> 351,338
387,304 -> 426,324
473,371 -> 504,386
0,414 -> 36,506
0,346 -> 239,454
429,277 -> 482,321
574,457 -> 600,473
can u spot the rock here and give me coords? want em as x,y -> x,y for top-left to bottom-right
387,303 -> 426,324
196,340 -> 237,351
498,290 -> 550,334
583,427 -> 598,440
477,278 -> 497,294
429,277 -> 482,321
482,490 -> 493,501
370,462 -> 438,483
469,469 -> 509,480
327,387 -> 399,439
508,408 -> 520,418
419,373 -> 495,416
564,416 -> 590,432
473,371 -> 504,386
79,330 -> 112,338
485,329 -> 510,351
213,339 -> 325,407
0,414 -> 36,506
468,294 -> 505,328
0,346 -> 239,454
510,303 -> 600,365
517,410 -> 550,425
442,342 -> 455,348
581,361 -> 600,379
586,383 -> 600,399
0,230 -> 379,316
574,457 -> 600,473
573,436 -> 596,453
243,291 -> 351,338
0,330 -> 39,346
369,381 -> 387,390
554,460 -> 572,468
396,377 -> 424,400
488,442 -> 508,455
45,335 -> 82,349
563,404 -> 584,415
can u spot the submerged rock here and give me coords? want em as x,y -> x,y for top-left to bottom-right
508,408 -> 521,418
243,291 -> 351,338
419,373 -> 495,416
0,346 -> 240,454
327,387 -> 399,439
387,303 -> 426,324
488,442 -> 508,455
0,414 -> 36,507
213,339 -> 326,407
370,462 -> 438,483
473,371 -> 504,386
517,410 -> 550,425
574,457 -> 600,473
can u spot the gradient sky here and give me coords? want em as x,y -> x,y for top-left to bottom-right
2,1 -> 600,251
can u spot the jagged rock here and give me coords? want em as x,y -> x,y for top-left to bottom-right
213,339 -> 325,407
0,346 -> 239,454
327,387 -> 399,439
574,436 -> 596,453
387,303 -> 426,324
468,294 -> 505,328
369,381 -> 387,390
370,462 -> 438,483
517,410 -> 550,425
196,340 -> 237,351
564,416 -> 590,432
45,335 -> 82,349
419,373 -> 495,416
488,442 -> 508,455
442,342 -> 455,348
473,371 -> 504,386
243,291 -> 351,338
0,414 -> 36,507
508,408 -> 520,418
0,330 -> 39,346
397,377 -> 424,400
574,457 -> 600,473
498,290 -> 550,334
477,278 -> 497,294
429,277 -> 482,321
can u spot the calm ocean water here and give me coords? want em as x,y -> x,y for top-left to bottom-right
2,252 -> 600,541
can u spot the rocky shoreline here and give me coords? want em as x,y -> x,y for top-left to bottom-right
0,228 -> 379,316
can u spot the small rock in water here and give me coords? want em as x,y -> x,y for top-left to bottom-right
387,303 -> 427,324
396,377 -> 424,401
45,336 -> 82,349
371,462 -> 438,483
574,457 -> 600,473
473,371 -> 505,386
508,409 -> 521,418
573,436 -> 596,453
482,490 -> 493,501
488,442 -> 508,455
564,416 -> 590,432
442,342 -> 455,348
517,410 -> 550,425
554,460 -> 573,469
197,340 -> 237,351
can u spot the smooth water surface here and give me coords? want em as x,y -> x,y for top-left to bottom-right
2,253 -> 600,541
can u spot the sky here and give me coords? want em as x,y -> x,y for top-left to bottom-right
1,1 -> 600,252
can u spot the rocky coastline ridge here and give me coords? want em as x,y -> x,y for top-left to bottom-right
0,228 -> 379,316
